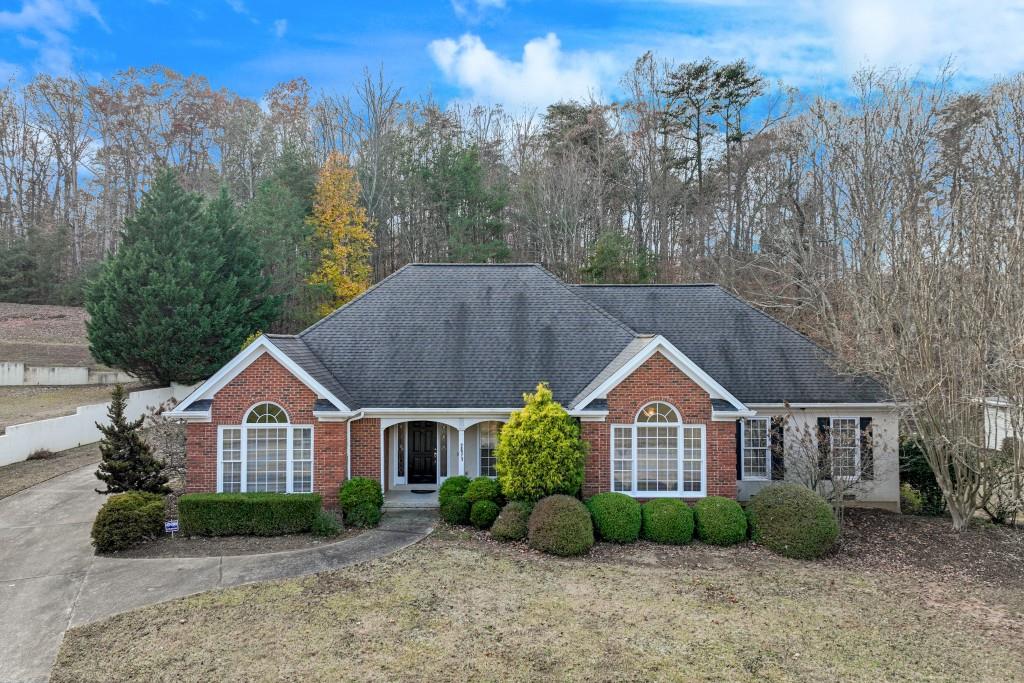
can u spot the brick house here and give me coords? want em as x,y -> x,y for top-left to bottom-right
168,264 -> 900,509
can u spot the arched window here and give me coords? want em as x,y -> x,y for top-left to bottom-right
610,402 -> 705,497
218,403 -> 312,494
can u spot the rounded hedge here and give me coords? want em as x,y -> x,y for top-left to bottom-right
641,499 -> 694,545
311,510 -> 342,537
470,499 -> 501,529
440,496 -> 471,525
439,475 -> 471,507
491,501 -> 533,541
693,496 -> 747,546
91,491 -> 165,553
464,477 -> 502,505
339,477 -> 384,528
586,492 -> 641,543
747,483 -> 839,559
527,495 -> 594,556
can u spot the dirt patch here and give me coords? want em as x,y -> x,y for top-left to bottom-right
52,531 -> 1024,682
106,525 -> 361,559
0,302 -> 97,367
0,442 -> 100,499
0,384 -> 144,433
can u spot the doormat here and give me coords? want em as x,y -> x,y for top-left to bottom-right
411,489 -> 434,494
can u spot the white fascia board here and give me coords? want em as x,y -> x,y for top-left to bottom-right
172,336 -> 351,414
572,335 -> 749,414
164,409 -> 211,422
568,410 -> 609,422
361,407 -> 518,416
711,410 -> 757,421
312,411 -> 359,422
745,402 -> 900,410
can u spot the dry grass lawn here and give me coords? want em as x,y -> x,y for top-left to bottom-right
0,302 -> 96,367
52,523 -> 1024,682
0,385 -> 137,432
0,442 -> 99,499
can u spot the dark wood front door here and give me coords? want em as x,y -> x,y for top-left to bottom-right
408,421 -> 437,484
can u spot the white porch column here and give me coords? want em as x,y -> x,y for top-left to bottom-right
458,428 -> 465,476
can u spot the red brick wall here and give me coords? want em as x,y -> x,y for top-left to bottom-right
184,352 -> 347,507
580,351 -> 736,499
350,417 -> 382,486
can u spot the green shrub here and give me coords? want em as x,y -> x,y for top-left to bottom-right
900,436 -> 946,515
465,477 -> 502,504
179,493 -> 321,536
496,384 -> 587,502
491,501 -> 533,541
470,500 -> 501,529
440,496 -> 471,525
527,495 -> 594,556
693,496 -> 747,546
339,477 -> 384,528
91,491 -> 165,552
438,476 -> 471,507
311,510 -> 342,537
641,499 -> 694,545
900,483 -> 924,515
747,484 -> 839,560
586,492 -> 641,543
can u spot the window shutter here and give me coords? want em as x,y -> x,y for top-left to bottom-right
860,417 -> 874,480
735,420 -> 743,480
770,416 -> 785,480
816,417 -> 831,480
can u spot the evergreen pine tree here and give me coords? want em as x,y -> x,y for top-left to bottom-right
94,385 -> 170,495
86,169 -> 279,384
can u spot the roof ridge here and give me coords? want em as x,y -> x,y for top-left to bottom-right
531,264 -> 642,339
572,283 -> 720,288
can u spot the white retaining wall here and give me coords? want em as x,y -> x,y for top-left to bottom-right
0,362 -> 135,386
0,383 -> 195,467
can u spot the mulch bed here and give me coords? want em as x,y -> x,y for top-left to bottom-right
105,526 -> 363,559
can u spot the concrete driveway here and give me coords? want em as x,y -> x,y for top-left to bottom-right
0,465 -> 435,683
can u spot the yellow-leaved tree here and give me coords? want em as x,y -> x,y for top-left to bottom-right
308,152 -> 374,316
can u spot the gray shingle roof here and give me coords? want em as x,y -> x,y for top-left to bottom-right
297,264 -> 637,409
263,265 -> 886,410
572,284 -> 889,404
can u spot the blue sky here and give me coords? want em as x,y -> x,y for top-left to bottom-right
2,0 -> 1024,107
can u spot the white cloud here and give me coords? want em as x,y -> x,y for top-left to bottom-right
428,32 -> 614,108
452,0 -> 506,22
0,0 -> 107,75
225,0 -> 247,14
273,18 -> 287,39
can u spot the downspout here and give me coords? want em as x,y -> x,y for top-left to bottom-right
346,411 -> 364,482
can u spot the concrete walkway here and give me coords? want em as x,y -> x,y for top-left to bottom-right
0,465 -> 435,683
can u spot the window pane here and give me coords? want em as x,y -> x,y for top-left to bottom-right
221,428 -> 241,492
479,421 -> 499,477
637,425 -> 678,491
743,418 -> 769,479
396,423 -> 405,477
637,402 -> 679,423
682,427 -> 703,493
246,403 -> 288,424
247,427 -> 288,492
831,418 -> 859,479
293,428 -> 313,493
612,426 -> 633,492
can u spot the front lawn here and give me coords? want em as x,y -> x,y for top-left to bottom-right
52,510 -> 1023,682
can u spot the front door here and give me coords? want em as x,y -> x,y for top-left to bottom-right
408,421 -> 437,485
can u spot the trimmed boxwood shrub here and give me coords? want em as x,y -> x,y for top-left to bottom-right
470,499 -> 500,529
491,500 -> 533,541
440,496 -> 471,525
641,499 -> 694,545
527,495 -> 594,556
464,477 -> 501,505
311,510 -> 342,537
179,493 -> 321,536
586,492 -> 641,543
91,491 -> 165,552
747,483 -> 839,559
693,496 -> 747,546
339,477 -> 384,528
438,475 -> 471,507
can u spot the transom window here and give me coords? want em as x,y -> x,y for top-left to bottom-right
478,421 -> 501,478
219,402 -> 313,494
611,402 -> 706,497
743,418 -> 771,480
830,417 -> 860,480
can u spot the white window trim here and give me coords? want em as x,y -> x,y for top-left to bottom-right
217,419 -> 315,494
829,416 -> 861,481
477,421 -> 500,479
608,404 -> 707,498
742,417 -> 772,482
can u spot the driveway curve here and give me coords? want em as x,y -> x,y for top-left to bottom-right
0,464 -> 435,683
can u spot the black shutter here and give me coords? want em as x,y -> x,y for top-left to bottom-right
816,417 -> 831,480
736,420 -> 743,480
860,417 -> 874,480
770,416 -> 785,480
